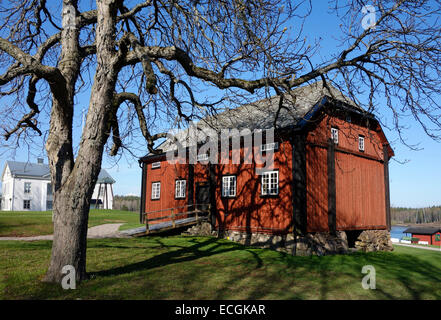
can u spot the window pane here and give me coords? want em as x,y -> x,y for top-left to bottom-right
262,171 -> 278,195
331,128 -> 339,144
175,180 -> 186,198
222,176 -> 236,197
23,200 -> 31,209
359,136 -> 365,151
152,182 -> 161,199
230,177 -> 236,196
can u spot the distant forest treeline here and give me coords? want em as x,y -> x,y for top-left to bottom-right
113,196 -> 440,224
391,206 -> 441,224
113,195 -> 140,212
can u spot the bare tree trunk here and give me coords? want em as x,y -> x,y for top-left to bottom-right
43,0 -> 118,283
44,190 -> 91,282
44,89 -> 114,282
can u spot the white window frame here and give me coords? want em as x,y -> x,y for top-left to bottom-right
197,153 -> 209,162
331,127 -> 339,145
175,180 -> 186,199
358,135 -> 365,152
151,182 -> 161,200
151,162 -> 161,169
222,175 -> 237,198
260,142 -> 279,152
261,171 -> 279,196
24,182 -> 31,194
23,200 -> 31,210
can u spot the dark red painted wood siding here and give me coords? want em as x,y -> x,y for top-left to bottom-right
144,158 -> 209,225
306,114 -> 388,232
214,140 -> 293,234
141,111 -> 391,234
411,233 -> 441,246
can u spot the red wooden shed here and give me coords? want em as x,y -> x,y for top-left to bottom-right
403,227 -> 441,246
138,82 -> 394,240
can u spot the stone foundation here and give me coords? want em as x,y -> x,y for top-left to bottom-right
182,221 -> 216,237
219,230 -> 350,256
354,229 -> 394,252
182,222 -> 393,255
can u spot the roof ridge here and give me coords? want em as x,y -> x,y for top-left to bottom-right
143,81 -> 363,156
4,160 -> 114,182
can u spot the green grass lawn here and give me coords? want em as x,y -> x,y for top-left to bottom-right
1,236 -> 440,300
0,209 -> 141,237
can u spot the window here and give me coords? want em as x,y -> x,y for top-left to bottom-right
46,201 -> 53,210
261,171 -> 279,196
346,115 -> 352,123
222,176 -> 237,198
24,182 -> 31,194
151,162 -> 161,169
260,142 -> 279,152
175,180 -> 186,199
197,153 -> 209,162
331,127 -> 339,144
358,135 -> 365,152
23,200 -> 31,210
151,182 -> 161,200
47,183 -> 52,196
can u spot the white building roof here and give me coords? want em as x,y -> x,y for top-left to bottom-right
3,161 -> 115,184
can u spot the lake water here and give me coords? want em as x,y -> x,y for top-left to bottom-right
390,225 -> 409,240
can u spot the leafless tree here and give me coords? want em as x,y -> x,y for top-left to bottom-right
0,0 -> 440,283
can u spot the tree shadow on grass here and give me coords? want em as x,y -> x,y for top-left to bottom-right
193,246 -> 441,300
275,250 -> 441,300
92,237 -> 246,278
62,238 -> 441,299
351,250 -> 441,300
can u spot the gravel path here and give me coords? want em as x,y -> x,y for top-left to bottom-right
395,243 -> 441,252
0,223 -> 127,241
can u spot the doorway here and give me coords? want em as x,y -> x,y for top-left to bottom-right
195,182 -> 210,212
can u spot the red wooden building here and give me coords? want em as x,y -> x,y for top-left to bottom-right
139,82 -> 394,239
403,227 -> 441,246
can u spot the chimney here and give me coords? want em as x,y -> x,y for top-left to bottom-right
37,158 -> 44,165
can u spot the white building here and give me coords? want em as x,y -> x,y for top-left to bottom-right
1,159 -> 115,211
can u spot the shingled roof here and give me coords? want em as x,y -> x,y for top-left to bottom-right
3,160 -> 115,184
156,81 -> 365,153
201,81 -> 361,130
403,226 -> 441,235
5,160 -> 51,179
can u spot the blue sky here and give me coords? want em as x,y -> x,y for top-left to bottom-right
0,1 -> 440,208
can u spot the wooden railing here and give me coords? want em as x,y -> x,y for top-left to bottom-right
143,204 -> 210,232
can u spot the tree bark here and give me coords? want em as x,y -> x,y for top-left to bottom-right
43,0 -> 119,283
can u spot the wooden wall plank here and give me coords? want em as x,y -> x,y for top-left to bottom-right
291,133 -> 307,235
139,161 -> 147,224
383,144 -> 391,231
327,138 -> 337,234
